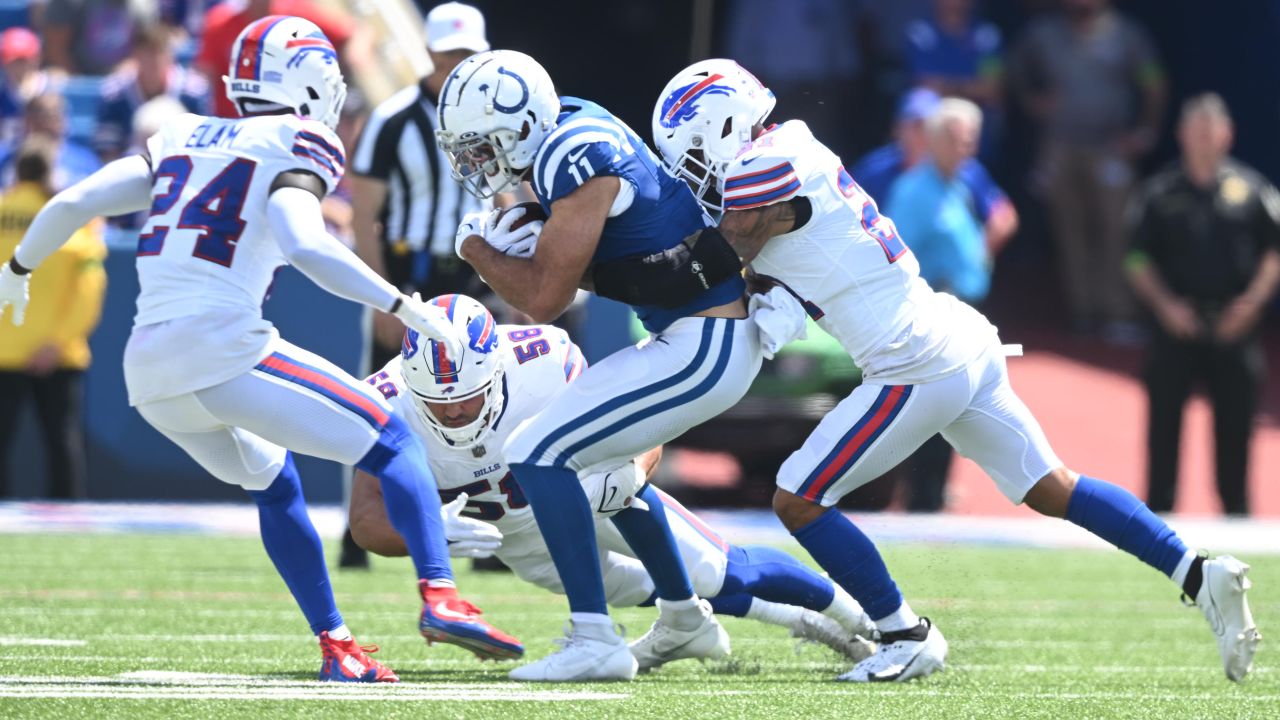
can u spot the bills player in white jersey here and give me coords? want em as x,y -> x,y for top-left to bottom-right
339,294 -> 878,668
0,16 -> 524,681
652,60 -> 1260,683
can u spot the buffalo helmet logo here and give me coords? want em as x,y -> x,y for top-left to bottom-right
659,74 -> 734,129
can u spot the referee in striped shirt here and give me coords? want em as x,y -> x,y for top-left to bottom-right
350,2 -> 492,369
342,2 -> 492,568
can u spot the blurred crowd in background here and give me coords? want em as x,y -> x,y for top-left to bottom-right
2,0 -> 1279,518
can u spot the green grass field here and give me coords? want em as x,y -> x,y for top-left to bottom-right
0,532 -> 1275,719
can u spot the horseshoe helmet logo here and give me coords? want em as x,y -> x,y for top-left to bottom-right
491,66 -> 530,114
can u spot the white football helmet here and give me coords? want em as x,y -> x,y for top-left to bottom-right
224,15 -> 347,129
436,50 -> 560,199
399,294 -> 505,449
652,59 -> 775,215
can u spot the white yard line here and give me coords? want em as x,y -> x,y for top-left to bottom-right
0,637 -> 87,647
0,673 -> 627,702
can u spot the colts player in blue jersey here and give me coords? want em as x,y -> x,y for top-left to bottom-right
436,50 -> 777,681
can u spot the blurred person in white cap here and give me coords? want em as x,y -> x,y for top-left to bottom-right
341,2 -> 495,568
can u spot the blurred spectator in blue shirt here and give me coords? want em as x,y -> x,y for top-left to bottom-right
95,23 -> 208,161
903,0 -> 1004,159
887,97 -> 1016,304
0,27 -> 63,144
853,88 -> 1008,225
851,88 -> 938,204
0,92 -> 100,190
886,98 -> 1017,513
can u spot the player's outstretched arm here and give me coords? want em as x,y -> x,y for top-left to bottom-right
1,155 -> 153,325
459,176 -> 615,323
267,177 -> 461,356
11,155 -> 153,271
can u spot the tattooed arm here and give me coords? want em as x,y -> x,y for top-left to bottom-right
718,200 -> 801,264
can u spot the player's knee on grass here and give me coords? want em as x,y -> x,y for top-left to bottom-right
772,487 -> 827,532
348,472 -> 409,557
1022,467 -> 1078,518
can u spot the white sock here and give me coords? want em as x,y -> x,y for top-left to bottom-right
425,578 -> 456,589
657,596 -> 704,630
325,624 -> 352,641
821,583 -> 870,633
657,596 -> 698,612
1170,549 -> 1199,589
874,602 -> 920,633
745,597 -> 806,629
570,612 -> 612,628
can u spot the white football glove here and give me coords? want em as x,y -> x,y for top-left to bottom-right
749,285 -> 808,360
0,262 -> 30,326
392,292 -> 463,358
454,210 -> 492,259
441,493 -> 504,559
580,461 -> 647,518
486,206 -> 543,258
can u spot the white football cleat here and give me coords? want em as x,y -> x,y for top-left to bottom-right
837,617 -> 946,682
1187,555 -> 1261,682
629,598 -> 730,671
790,609 -> 876,662
508,620 -> 638,682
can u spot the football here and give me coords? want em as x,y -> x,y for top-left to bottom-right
501,201 -> 548,231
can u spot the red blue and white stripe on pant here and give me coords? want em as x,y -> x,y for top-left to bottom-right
795,384 -> 914,503
652,486 -> 728,552
255,352 -> 390,430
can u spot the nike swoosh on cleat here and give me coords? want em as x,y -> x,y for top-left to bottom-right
431,601 -> 476,622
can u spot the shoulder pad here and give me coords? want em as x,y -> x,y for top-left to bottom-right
533,115 -> 634,202
280,116 -> 347,193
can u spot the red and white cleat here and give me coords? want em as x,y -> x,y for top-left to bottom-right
318,631 -> 399,683
419,581 -> 524,660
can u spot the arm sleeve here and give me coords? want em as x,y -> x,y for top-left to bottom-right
1125,183 -> 1158,260
1255,181 -> 1280,252
961,161 -> 1008,222
268,186 -> 399,311
13,155 -> 153,269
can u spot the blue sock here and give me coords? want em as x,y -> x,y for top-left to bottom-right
248,452 -> 342,635
509,462 -> 608,614
792,507 -> 903,620
356,415 -> 451,582
608,484 -> 695,601
1066,475 -> 1188,577
719,544 -> 836,612
707,592 -> 753,618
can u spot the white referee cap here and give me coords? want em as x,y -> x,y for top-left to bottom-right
425,2 -> 490,53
